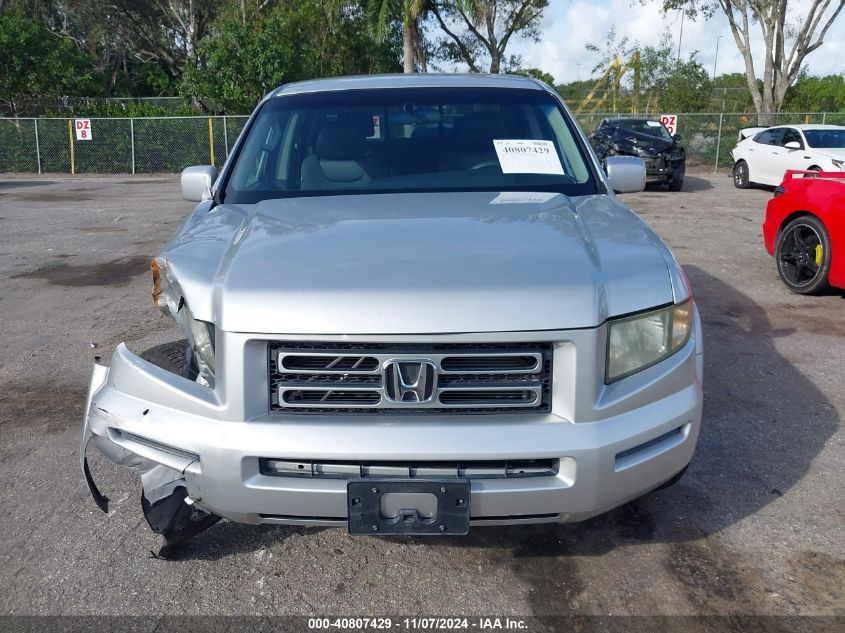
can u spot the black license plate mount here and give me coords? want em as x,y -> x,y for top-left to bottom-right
347,479 -> 470,536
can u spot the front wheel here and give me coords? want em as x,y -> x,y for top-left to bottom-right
733,160 -> 750,188
140,340 -> 197,379
775,216 -> 832,294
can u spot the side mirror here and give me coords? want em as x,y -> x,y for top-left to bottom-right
604,155 -> 646,193
181,165 -> 218,202
784,141 -> 801,150
673,133 -> 682,143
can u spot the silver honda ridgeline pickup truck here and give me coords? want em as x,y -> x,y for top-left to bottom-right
82,74 -> 703,550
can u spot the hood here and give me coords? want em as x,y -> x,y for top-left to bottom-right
161,192 -> 675,334
610,129 -> 673,155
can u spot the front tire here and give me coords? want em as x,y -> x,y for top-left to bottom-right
775,216 -> 832,294
140,340 -> 196,378
733,160 -> 750,188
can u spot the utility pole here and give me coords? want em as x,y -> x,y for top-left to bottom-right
712,36 -> 723,81
677,10 -> 684,62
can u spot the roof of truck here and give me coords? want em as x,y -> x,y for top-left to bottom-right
273,73 -> 548,97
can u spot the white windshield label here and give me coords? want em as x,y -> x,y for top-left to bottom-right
646,120 -> 662,127
493,140 -> 564,175
490,192 -> 558,204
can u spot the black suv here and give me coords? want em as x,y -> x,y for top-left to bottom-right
590,118 -> 686,191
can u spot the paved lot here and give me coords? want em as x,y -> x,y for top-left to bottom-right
0,172 -> 842,618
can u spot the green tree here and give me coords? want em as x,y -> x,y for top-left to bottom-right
1,0 -> 220,98
512,67 -> 555,85
712,72 -> 756,112
604,29 -> 713,112
582,25 -> 640,112
783,74 -> 845,112
659,58 -> 713,111
181,1 -> 401,113
0,8 -> 95,114
555,79 -> 599,104
367,0 -> 430,73
90,0 -> 220,83
637,32 -> 674,96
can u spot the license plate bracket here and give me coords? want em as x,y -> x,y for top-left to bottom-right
347,480 -> 470,536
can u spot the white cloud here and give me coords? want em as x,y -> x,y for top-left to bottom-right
510,0 -> 845,84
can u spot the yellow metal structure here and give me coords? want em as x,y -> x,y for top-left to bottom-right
577,50 -> 642,114
68,119 -> 75,175
208,118 -> 215,166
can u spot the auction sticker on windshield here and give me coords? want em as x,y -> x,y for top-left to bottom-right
493,139 -> 564,175
490,191 -> 558,204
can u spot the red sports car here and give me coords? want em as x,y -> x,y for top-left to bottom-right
764,171 -> 845,294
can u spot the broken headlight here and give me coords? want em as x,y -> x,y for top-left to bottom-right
606,301 -> 692,383
151,258 -> 215,383
188,318 -> 215,375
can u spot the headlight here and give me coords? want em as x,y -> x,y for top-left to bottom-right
606,301 -> 693,383
188,318 -> 215,375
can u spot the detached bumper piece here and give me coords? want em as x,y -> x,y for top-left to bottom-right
347,480 -> 470,535
141,484 -> 221,559
83,445 -> 221,558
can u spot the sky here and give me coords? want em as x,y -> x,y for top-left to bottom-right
509,0 -> 845,85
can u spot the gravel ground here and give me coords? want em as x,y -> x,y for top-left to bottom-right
0,172 -> 842,621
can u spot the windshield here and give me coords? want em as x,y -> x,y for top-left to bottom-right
222,87 -> 597,203
615,119 -> 673,142
804,129 -> 845,148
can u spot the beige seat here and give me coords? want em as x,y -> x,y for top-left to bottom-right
301,119 -> 387,190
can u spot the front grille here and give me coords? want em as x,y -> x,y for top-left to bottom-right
268,341 -> 553,414
259,458 -> 559,479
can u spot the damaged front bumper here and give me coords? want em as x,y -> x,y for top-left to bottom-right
81,346 -> 221,553
642,155 -> 685,184
82,325 -> 703,544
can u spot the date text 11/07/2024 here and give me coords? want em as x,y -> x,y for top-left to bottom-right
307,617 -> 529,630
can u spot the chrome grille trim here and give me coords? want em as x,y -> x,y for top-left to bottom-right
438,352 -> 542,374
277,352 -> 380,374
268,342 -> 552,414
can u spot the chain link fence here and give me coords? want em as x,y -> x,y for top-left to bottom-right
0,116 -> 249,174
2,113 -> 844,175
574,111 -> 845,170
